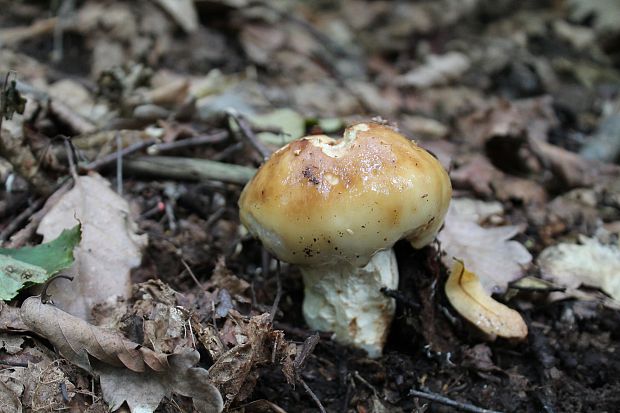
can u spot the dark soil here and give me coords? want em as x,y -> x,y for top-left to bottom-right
1,1 -> 620,412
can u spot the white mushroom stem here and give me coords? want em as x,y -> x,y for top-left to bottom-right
300,249 -> 398,358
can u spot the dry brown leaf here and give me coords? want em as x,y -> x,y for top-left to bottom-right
20,296 -> 223,413
208,312 -> 295,409
438,198 -> 532,293
445,261 -> 528,340
37,173 -> 147,319
458,96 -> 558,147
0,357 -> 76,413
0,302 -> 28,332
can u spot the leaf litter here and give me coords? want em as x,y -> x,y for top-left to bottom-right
36,173 -> 147,319
1,0 -> 620,411
20,295 -> 223,413
438,198 -> 532,294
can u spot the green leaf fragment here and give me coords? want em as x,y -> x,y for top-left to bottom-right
0,224 -> 81,300
0,256 -> 48,300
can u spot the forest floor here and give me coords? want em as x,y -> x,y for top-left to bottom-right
1,1 -> 620,412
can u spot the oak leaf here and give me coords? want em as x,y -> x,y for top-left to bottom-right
20,296 -> 222,413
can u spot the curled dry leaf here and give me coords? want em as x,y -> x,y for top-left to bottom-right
20,296 -> 223,413
438,198 -> 532,293
538,236 -> 620,302
445,261 -> 528,340
37,173 -> 148,319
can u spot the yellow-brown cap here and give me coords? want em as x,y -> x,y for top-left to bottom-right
239,122 -> 452,267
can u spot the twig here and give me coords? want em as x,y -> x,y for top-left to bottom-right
0,197 -> 44,242
146,131 -> 228,155
269,260 -> 282,324
299,378 -> 327,413
115,132 -> 123,195
227,111 -> 272,160
291,333 -> 325,411
63,138 -> 78,180
5,179 -> 72,248
353,371 -> 377,395
211,141 -> 243,162
181,259 -> 204,290
408,388 -> 504,413
204,206 -> 226,229
124,156 -> 256,185
79,139 -> 156,172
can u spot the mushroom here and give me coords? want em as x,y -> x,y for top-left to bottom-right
238,122 -> 451,357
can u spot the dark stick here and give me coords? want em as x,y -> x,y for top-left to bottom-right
0,197 -> 44,241
181,258 -> 204,290
4,178 -> 72,248
227,111 -> 272,160
79,139 -> 156,172
147,131 -> 228,154
115,132 -> 123,195
299,378 -> 327,413
408,389 -> 504,413
269,259 -> 282,324
211,141 -> 243,162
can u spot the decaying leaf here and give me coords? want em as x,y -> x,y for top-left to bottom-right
37,173 -> 148,319
438,198 -> 532,293
538,236 -> 620,302
208,312 -> 296,408
0,380 -> 22,413
445,261 -> 528,340
20,296 -> 223,413
396,52 -> 471,88
0,224 -> 81,300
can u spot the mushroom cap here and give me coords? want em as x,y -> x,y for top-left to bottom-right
239,122 -> 452,267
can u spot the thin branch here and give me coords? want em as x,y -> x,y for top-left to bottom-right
123,156 -> 256,185
115,132 -> 123,195
269,259 -> 282,324
181,258 -> 204,290
0,197 -> 44,242
146,131 -> 228,155
79,139 -> 156,172
4,179 -> 72,248
227,111 -> 272,160
408,388 -> 505,413
299,378 -> 327,413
